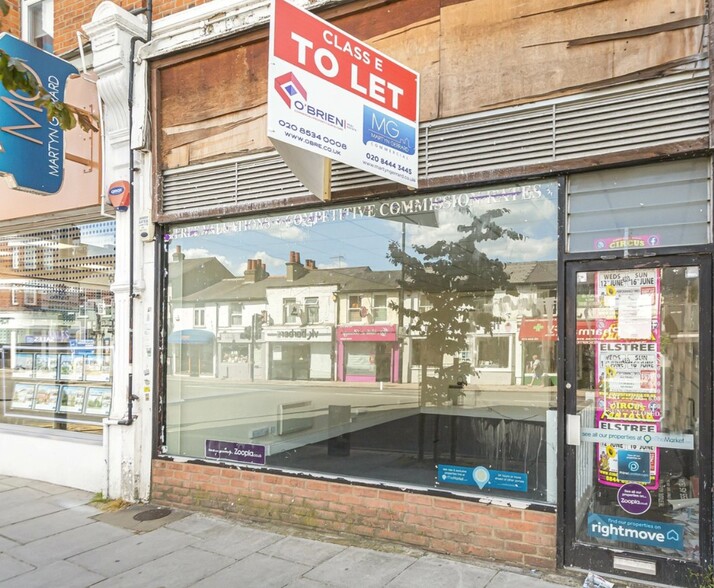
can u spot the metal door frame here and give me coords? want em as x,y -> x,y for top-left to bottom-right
560,254 -> 712,586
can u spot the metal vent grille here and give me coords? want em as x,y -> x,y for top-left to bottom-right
422,107 -> 554,178
554,77 -> 709,159
161,73 -> 709,215
162,157 -> 312,214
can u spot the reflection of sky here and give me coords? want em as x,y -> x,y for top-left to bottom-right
168,183 -> 558,275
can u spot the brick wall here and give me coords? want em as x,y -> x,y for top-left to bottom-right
152,459 -> 557,569
54,0 -> 212,57
3,0 -> 19,37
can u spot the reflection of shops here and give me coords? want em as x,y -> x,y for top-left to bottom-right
217,330 -> 265,381
337,325 -> 399,383
473,327 -> 517,386
518,318 -> 605,385
518,318 -> 557,385
264,325 -> 333,381
167,329 -> 215,376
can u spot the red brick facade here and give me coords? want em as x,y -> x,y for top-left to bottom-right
54,0 -> 213,56
152,459 -> 557,569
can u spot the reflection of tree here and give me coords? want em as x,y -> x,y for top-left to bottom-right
388,208 -> 524,406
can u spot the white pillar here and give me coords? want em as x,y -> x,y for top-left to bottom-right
84,2 -> 153,502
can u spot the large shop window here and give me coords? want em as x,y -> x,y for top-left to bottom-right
164,183 -> 559,503
0,221 -> 116,435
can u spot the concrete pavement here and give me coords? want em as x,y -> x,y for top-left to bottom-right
0,475 -> 593,587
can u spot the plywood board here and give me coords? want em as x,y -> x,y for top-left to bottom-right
159,39 -> 268,129
157,0 -> 706,170
439,0 -> 706,115
369,18 -> 441,123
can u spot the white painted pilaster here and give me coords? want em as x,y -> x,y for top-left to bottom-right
84,2 -> 153,502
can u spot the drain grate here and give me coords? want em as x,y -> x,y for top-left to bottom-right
133,508 -> 172,522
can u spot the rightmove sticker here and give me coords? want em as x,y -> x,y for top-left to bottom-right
588,513 -> 683,550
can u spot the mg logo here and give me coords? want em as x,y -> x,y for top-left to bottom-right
362,105 -> 415,155
274,72 -> 307,108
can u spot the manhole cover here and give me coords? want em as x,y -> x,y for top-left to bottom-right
133,508 -> 172,522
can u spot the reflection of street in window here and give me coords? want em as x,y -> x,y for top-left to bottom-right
164,183 -> 560,502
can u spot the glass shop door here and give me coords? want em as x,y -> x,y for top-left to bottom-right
563,256 -> 712,586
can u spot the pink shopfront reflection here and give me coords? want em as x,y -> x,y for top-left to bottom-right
336,325 -> 400,383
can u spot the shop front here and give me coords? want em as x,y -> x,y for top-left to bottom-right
263,325 -> 334,381
158,182 -> 561,562
142,0 -> 713,583
336,325 -> 399,383
0,41 -> 110,491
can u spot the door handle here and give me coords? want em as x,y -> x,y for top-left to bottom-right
566,413 -> 581,446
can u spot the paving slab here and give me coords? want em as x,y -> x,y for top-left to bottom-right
0,486 -> 51,506
192,524 -> 283,559
260,535 -> 346,567
284,579 -> 330,588
305,546 -> 415,588
0,499 -> 64,528
67,526 -> 199,577
91,545 -> 236,588
42,489 -> 97,510
7,521 -> 133,566
0,559 -> 105,588
386,556 -> 497,587
0,505 -> 97,544
0,477 -> 42,488
193,552 -> 312,588
0,553 -> 35,582
165,512 -> 235,538
19,480 -> 81,495
0,476 -> 591,588
0,535 -> 19,552
488,570 -> 576,587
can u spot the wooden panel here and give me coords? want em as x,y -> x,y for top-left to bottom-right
159,39 -> 267,129
325,0 -> 440,41
157,0 -> 440,170
439,0 -> 706,115
162,104 -> 270,167
369,18 -> 441,122
157,0 -> 707,170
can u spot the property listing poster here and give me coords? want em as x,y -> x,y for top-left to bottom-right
595,269 -> 662,489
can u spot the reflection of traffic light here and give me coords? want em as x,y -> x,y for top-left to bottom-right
252,313 -> 263,340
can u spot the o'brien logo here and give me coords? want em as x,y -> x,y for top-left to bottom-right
275,72 -> 307,107
362,105 -> 415,155
0,34 -> 77,194
275,71 -> 345,129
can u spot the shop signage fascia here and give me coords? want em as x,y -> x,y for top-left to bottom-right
263,325 -> 333,342
337,324 -> 397,341
0,34 -> 77,194
267,0 -> 419,196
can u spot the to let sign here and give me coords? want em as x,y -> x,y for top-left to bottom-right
0,34 -> 77,194
268,0 -> 419,189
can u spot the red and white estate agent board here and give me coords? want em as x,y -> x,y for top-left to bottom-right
268,0 -> 419,190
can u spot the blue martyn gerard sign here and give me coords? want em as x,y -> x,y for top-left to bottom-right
587,513 -> 684,550
0,34 -> 77,194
